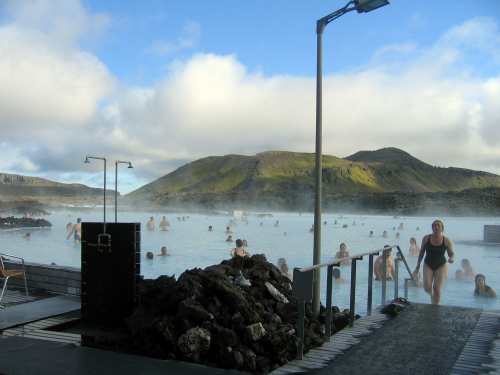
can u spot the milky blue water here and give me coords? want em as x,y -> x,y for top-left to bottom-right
1,210 -> 499,314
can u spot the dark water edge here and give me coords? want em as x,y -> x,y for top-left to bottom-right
123,187 -> 500,217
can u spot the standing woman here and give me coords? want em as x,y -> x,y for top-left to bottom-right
413,219 -> 455,305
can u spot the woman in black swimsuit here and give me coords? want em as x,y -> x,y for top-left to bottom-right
413,219 -> 454,305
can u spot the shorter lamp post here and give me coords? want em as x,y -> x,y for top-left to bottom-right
84,156 -> 107,233
114,160 -> 133,222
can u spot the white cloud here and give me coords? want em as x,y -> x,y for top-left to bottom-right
3,0 -> 110,46
0,3 -> 500,193
0,0 -> 114,140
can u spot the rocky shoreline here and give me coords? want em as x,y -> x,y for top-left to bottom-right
121,255 -> 355,373
0,216 -> 52,230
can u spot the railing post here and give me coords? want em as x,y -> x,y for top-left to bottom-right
381,249 -> 388,305
396,246 -> 413,278
326,265 -> 333,339
394,258 -> 400,299
404,278 -> 409,299
349,258 -> 357,326
367,253 -> 374,315
297,300 -> 305,359
292,268 -> 313,360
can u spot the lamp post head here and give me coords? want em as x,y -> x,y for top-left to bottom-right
127,162 -> 133,169
354,0 -> 389,13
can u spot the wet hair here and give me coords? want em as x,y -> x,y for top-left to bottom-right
410,237 -> 416,244
474,273 -> 487,294
277,258 -> 288,274
475,273 -> 486,284
236,239 -> 243,247
332,268 -> 341,279
432,219 -> 444,232
461,259 -> 471,268
146,251 -> 154,260
339,243 -> 347,251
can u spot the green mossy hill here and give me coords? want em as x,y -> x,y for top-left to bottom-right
126,148 -> 500,208
0,172 -> 115,205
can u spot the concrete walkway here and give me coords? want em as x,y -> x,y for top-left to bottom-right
311,304 -> 482,375
0,336 -> 243,375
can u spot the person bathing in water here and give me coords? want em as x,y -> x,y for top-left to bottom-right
374,246 -> 395,281
413,219 -> 455,305
474,274 -> 496,298
147,217 -> 155,231
409,237 -> 420,257
159,216 -> 170,231
66,218 -> 82,242
231,239 -> 249,258
157,246 -> 169,256
335,243 -> 350,266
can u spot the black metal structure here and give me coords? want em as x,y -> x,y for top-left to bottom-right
294,244 -> 413,359
81,222 -> 141,327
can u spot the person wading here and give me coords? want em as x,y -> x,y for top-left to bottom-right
413,219 -> 455,305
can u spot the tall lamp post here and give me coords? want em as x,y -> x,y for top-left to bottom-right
84,156 -> 107,232
312,0 -> 389,316
114,160 -> 133,222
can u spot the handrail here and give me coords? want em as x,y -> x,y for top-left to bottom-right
292,244 -> 414,360
298,245 -> 399,272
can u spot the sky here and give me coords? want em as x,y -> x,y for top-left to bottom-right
0,0 -> 499,193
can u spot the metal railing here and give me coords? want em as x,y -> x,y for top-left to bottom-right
292,245 -> 413,359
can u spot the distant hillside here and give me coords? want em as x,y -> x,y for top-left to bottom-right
0,172 -> 116,206
126,148 -> 500,213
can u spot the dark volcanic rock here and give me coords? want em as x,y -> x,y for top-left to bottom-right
124,254 -> 354,373
0,216 -> 51,229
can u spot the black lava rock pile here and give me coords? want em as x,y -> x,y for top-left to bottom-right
0,216 -> 52,229
125,254 -> 354,373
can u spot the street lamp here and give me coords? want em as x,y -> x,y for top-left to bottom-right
114,160 -> 133,222
84,156 -> 107,233
312,0 -> 389,316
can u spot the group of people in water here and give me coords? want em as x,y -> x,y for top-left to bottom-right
330,219 -> 497,304
63,214 -> 497,304
146,216 -> 171,231
146,246 -> 170,260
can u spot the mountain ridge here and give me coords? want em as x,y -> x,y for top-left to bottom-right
0,172 -> 117,206
125,148 -> 500,213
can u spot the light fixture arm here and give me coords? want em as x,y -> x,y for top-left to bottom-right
114,160 -> 133,222
317,1 -> 356,34
84,155 -> 107,234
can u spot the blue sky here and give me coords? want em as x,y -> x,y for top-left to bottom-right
83,0 -> 500,84
0,0 -> 499,193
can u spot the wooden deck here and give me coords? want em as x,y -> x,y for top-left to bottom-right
2,295 -> 500,374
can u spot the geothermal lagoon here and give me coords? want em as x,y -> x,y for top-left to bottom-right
1,210 -> 499,314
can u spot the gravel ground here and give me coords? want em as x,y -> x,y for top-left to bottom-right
312,303 -> 481,375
